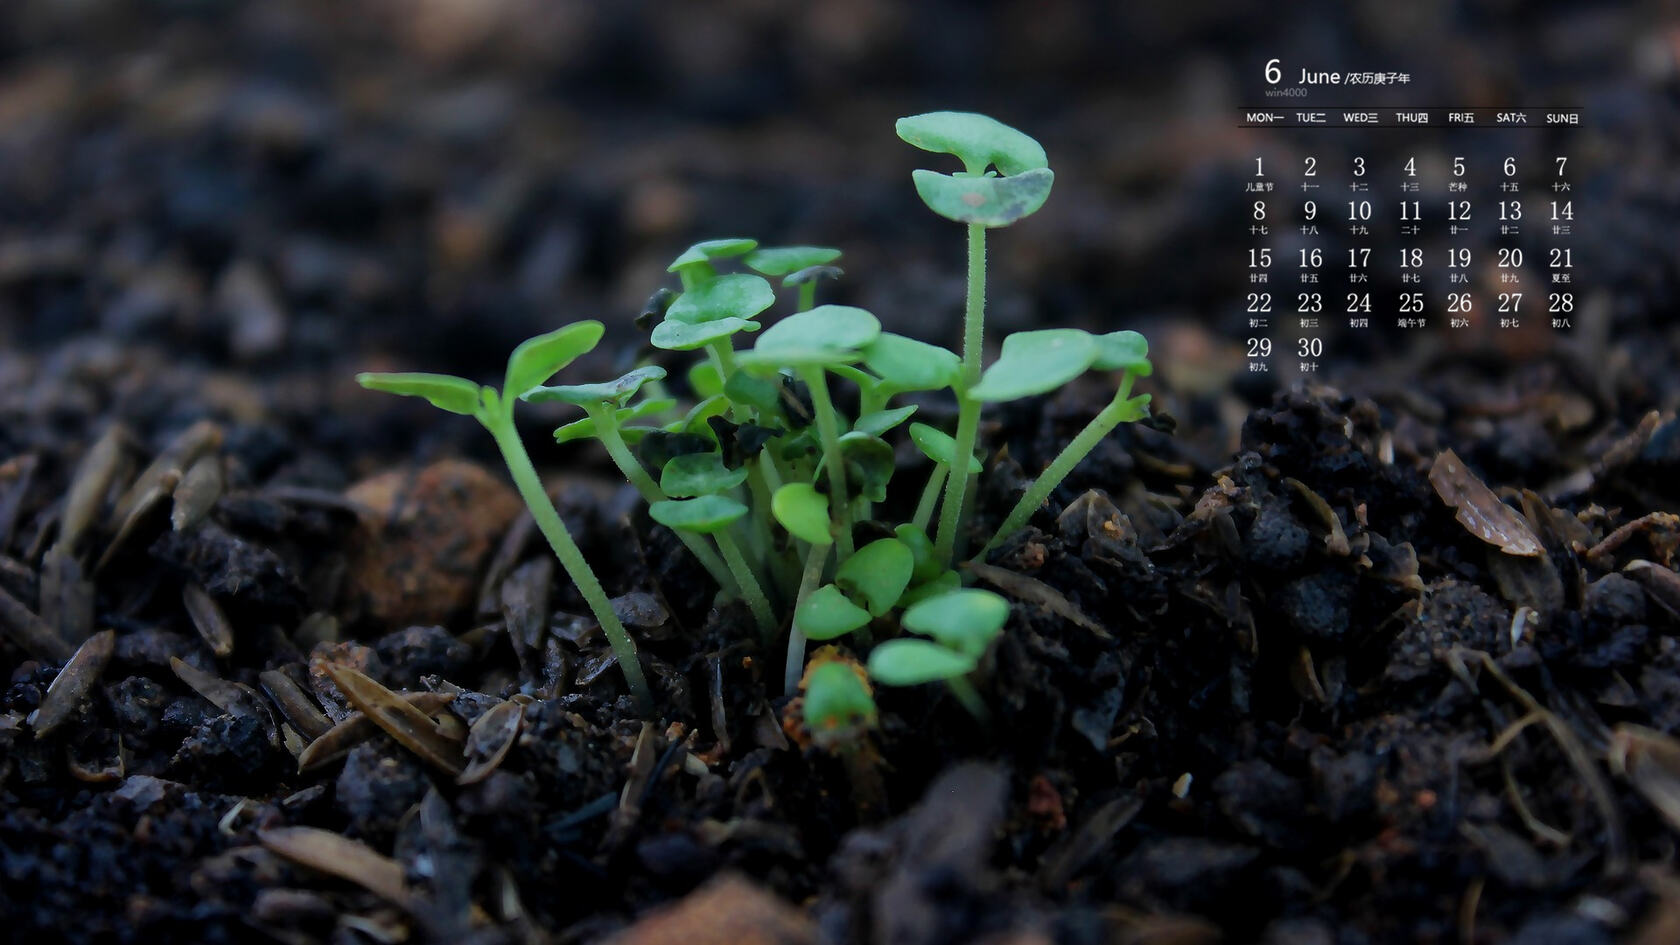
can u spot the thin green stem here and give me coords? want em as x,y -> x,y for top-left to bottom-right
945,675 -> 988,722
975,372 -> 1140,560
934,397 -> 980,564
913,465 -> 947,533
935,223 -> 988,566
488,416 -> 651,712
783,542 -> 831,694
589,408 -> 739,597
797,282 -> 816,312
799,365 -> 854,560
712,528 -> 777,641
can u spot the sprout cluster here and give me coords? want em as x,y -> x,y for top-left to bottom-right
357,112 -> 1152,732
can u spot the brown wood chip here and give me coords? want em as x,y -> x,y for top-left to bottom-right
0,581 -> 74,662
1429,449 -> 1543,557
321,663 -> 464,774
295,690 -> 454,772
457,700 -> 523,786
967,560 -> 1106,637
171,454 -> 224,532
27,629 -> 114,737
258,826 -> 414,911
57,425 -> 127,554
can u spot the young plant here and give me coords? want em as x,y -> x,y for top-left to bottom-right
357,322 -> 652,711
867,588 -> 1010,719
896,111 -> 1054,565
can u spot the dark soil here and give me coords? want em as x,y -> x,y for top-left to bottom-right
5,2 -> 1680,944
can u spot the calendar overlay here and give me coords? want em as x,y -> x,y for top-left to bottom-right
1239,108 -> 1580,377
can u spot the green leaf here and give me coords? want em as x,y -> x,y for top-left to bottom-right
745,246 -> 841,277
722,370 -> 784,416
688,360 -> 724,399
902,589 -> 1010,658
742,304 -> 881,371
803,661 -> 877,736
836,538 -> 914,617
523,365 -> 667,407
772,483 -> 832,545
675,394 -> 731,438
911,167 -> 1054,228
660,452 -> 748,497
357,372 -> 482,416
648,495 -> 747,534
867,638 -> 976,686
862,333 -> 962,393
968,329 -> 1098,402
651,316 -> 760,351
668,238 -> 758,272
894,523 -> 941,586
796,584 -> 873,641
896,112 -> 1049,176
853,405 -> 917,437
1092,330 -> 1152,375
908,422 -> 982,475
666,274 -> 777,325
504,321 -> 605,399
899,570 -> 962,608
552,397 -> 675,444
833,432 -> 895,503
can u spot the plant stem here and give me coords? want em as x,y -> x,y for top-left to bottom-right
935,223 -> 987,565
589,408 -> 739,597
783,542 -> 831,695
712,527 -> 777,641
945,675 -> 988,722
488,418 -> 651,712
974,372 -> 1141,560
798,365 -> 854,560
913,465 -> 946,533
797,282 -> 816,312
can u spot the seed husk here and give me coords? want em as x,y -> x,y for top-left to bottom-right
27,628 -> 115,737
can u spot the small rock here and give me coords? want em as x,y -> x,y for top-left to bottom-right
343,460 -> 521,628
602,874 -> 815,945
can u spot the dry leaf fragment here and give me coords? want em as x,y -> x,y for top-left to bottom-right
183,584 -> 235,657
27,629 -> 114,737
1429,449 -> 1542,557
457,700 -> 523,785
321,663 -> 464,775
258,826 -> 414,911
967,560 -> 1106,637
296,691 -> 455,772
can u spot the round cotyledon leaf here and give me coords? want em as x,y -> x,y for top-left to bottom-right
796,584 -> 873,641
835,538 -> 914,617
745,246 -> 841,277
772,482 -> 833,545
667,238 -> 758,272
1092,329 -> 1152,375
901,588 -> 1010,659
660,452 -> 748,498
504,321 -> 605,400
910,167 -> 1054,228
867,638 -> 976,686
968,329 -> 1098,402
802,660 -> 877,736
896,112 -> 1048,176
862,333 -> 961,393
666,274 -> 777,325
522,365 -> 667,407
852,405 -> 918,437
908,423 -> 982,475
357,372 -> 482,416
648,495 -> 747,534
651,316 -> 760,351
741,304 -> 881,370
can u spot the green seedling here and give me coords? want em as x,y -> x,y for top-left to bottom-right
357,112 -> 1148,727
746,245 -> 843,312
802,657 -> 878,750
868,587 -> 1010,719
359,321 -> 652,711
897,111 -> 1054,565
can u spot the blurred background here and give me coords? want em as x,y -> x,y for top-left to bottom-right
1,0 -> 1676,466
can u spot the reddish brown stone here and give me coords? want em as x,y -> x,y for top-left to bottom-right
343,459 -> 521,627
